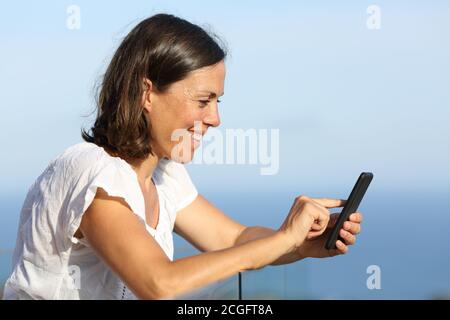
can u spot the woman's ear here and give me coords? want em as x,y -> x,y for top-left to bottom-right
142,78 -> 153,113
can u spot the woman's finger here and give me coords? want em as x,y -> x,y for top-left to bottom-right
303,199 -> 330,230
311,223 -> 323,230
311,198 -> 347,209
317,210 -> 330,230
343,221 -> 361,234
336,240 -> 348,254
340,229 -> 356,245
349,212 -> 363,223
307,230 -> 326,239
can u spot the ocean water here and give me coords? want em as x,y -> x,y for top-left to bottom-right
1,189 -> 449,299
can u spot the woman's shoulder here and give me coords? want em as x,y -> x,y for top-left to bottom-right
50,141 -> 125,180
59,141 -> 106,161
53,141 -> 142,211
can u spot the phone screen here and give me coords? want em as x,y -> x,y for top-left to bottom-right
325,172 -> 373,250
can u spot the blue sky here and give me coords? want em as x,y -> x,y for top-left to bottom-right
0,0 -> 449,196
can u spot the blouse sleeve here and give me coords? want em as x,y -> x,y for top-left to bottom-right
63,156 -> 144,246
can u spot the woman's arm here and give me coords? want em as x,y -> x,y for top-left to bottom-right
174,195 -> 360,265
79,188 -> 295,300
174,194 -> 247,252
234,226 -> 304,265
174,195 -> 298,264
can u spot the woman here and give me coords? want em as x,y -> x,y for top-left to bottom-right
3,13 -> 363,300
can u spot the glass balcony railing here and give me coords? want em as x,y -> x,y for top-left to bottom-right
173,236 -> 311,300
1,242 -> 310,300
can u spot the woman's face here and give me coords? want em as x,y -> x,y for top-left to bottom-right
145,60 -> 225,163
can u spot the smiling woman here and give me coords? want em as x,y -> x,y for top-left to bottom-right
81,13 -> 226,163
2,13 -> 362,300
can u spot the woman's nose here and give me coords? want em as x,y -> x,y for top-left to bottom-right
204,103 -> 221,127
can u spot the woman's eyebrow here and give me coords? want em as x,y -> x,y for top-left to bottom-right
196,90 -> 225,98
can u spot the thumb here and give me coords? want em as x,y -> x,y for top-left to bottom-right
311,222 -> 323,230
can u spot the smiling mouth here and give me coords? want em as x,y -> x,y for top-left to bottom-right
190,132 -> 202,142
188,127 -> 206,140
186,129 -> 204,150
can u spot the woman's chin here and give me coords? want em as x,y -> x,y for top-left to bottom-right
167,146 -> 195,164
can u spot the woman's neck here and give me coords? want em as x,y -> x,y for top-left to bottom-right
104,146 -> 161,191
128,153 -> 160,191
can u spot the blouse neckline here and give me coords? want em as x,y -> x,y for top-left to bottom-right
95,143 -> 165,235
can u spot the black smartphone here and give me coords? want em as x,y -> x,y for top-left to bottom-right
325,172 -> 373,250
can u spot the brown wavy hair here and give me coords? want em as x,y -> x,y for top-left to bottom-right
81,13 -> 227,160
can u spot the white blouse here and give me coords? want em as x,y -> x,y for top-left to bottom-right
3,141 -> 198,299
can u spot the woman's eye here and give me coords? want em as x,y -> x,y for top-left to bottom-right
199,100 -> 210,107
199,99 -> 221,107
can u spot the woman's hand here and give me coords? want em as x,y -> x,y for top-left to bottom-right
297,212 -> 363,258
278,195 -> 346,253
